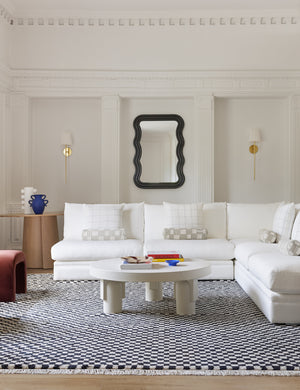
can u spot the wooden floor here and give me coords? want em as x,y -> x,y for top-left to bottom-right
1,374 -> 300,390
6,269 -> 297,390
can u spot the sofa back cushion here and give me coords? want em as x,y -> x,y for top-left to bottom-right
63,202 -> 144,241
144,202 -> 227,241
203,202 -> 227,239
272,202 -> 295,240
122,203 -> 144,241
227,203 -> 280,240
291,204 -> 300,241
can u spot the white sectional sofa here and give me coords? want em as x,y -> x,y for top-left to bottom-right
51,201 -> 300,324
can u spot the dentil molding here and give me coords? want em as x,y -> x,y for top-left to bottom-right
12,15 -> 299,27
0,2 -> 298,28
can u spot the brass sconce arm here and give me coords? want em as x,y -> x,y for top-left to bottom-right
61,132 -> 73,184
248,128 -> 261,181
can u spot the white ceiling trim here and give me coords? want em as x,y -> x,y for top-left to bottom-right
11,15 -> 299,28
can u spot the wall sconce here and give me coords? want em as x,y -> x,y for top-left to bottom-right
248,128 -> 261,181
61,132 -> 73,184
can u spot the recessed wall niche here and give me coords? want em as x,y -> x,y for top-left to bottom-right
214,97 -> 289,203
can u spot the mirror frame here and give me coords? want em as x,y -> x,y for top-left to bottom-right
133,114 -> 185,189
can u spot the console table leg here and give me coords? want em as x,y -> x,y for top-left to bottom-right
145,281 -> 163,301
100,280 -> 125,314
175,279 -> 197,315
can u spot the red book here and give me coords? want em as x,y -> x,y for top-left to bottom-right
147,252 -> 182,259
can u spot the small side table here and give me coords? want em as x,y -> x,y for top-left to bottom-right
0,212 -> 63,269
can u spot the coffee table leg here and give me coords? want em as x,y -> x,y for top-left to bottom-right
175,279 -> 198,315
100,280 -> 125,314
145,281 -> 163,301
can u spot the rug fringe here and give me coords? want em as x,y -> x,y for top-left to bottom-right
1,369 -> 300,376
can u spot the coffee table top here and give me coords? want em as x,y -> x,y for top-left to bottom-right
89,258 -> 210,282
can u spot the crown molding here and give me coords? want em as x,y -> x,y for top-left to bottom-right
9,69 -> 300,96
0,2 -> 297,28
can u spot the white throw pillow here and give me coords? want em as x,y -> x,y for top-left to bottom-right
272,203 -> 295,241
291,211 -> 300,241
163,202 -> 204,229
83,204 -> 124,231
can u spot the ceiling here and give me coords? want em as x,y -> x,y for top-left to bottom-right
6,0 -> 300,13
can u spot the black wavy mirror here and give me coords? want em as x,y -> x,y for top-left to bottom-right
133,114 -> 185,189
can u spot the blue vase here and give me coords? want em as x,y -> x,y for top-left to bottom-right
29,194 -> 49,215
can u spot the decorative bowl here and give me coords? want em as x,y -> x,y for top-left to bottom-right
166,260 -> 180,266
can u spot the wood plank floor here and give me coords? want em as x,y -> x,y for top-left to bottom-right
9,269 -> 297,390
1,374 -> 300,390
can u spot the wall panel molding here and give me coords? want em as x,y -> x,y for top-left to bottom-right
10,69 -> 300,96
0,62 -> 11,91
193,95 -> 214,202
292,95 -> 300,202
100,95 -> 120,203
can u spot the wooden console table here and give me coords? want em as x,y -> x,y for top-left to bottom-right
0,212 -> 63,269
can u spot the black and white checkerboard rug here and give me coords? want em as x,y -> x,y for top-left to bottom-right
0,274 -> 300,375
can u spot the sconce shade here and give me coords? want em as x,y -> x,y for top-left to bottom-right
248,128 -> 261,143
61,132 -> 73,146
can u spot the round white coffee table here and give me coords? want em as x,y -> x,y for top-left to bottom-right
89,258 -> 210,315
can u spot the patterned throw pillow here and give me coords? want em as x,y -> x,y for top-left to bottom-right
278,239 -> 300,256
163,227 -> 208,240
163,202 -> 203,229
259,229 -> 277,244
82,228 -> 126,241
272,203 -> 295,241
83,204 -> 124,230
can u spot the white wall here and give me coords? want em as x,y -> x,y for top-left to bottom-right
30,98 -> 102,208
1,4 -> 300,250
0,16 -> 10,67
214,97 -> 289,203
10,23 -> 300,70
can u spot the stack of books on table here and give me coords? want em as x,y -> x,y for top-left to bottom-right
147,251 -> 184,262
120,256 -> 153,270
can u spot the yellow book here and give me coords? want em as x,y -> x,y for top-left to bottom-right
152,258 -> 184,262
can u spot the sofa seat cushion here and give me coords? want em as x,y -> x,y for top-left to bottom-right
145,239 -> 235,260
247,252 -> 300,294
51,239 -> 143,261
234,240 -> 279,269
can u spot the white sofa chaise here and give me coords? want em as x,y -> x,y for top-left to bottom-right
228,203 -> 300,324
51,203 -> 144,280
51,201 -> 300,324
